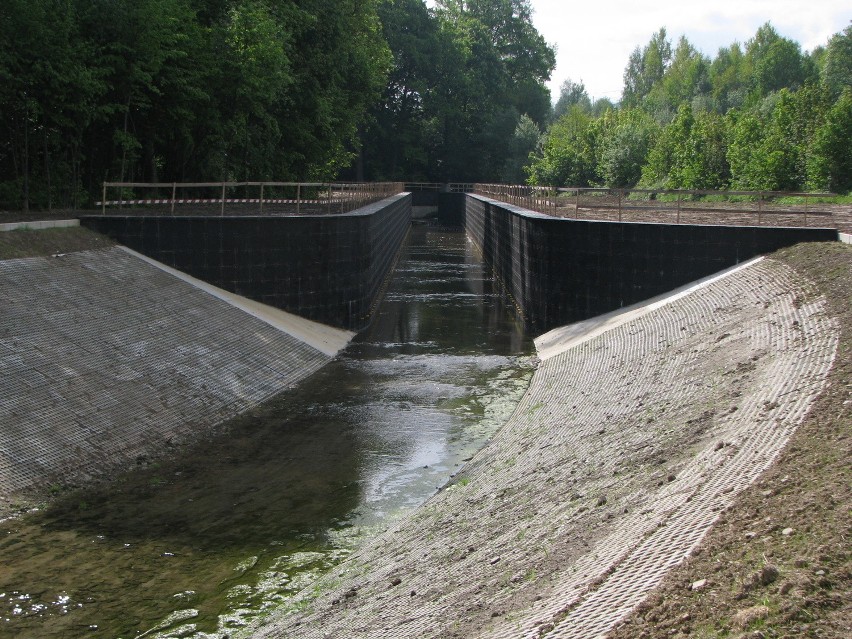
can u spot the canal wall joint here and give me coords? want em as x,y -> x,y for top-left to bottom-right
81,193 -> 413,331
462,193 -> 838,333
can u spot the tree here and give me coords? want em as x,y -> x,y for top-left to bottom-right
745,23 -> 815,98
726,89 -> 810,191
419,0 -> 555,181
808,88 -> 852,193
595,108 -> 659,187
527,106 -> 597,187
553,78 -> 591,120
640,103 -> 692,188
500,114 -> 542,183
622,28 -> 672,108
709,43 -> 748,111
821,25 -> 852,99
359,0 -> 444,180
644,36 -> 710,120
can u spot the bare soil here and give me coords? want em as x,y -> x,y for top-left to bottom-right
543,202 -> 852,233
607,242 -> 851,639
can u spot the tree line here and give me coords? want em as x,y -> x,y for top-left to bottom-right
2,2 -> 848,212
525,24 -> 851,194
1,0 -> 393,211
0,0 -> 556,210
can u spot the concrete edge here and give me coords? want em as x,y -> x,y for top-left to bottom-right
839,232 -> 852,244
0,219 -> 80,232
534,256 -> 765,361
118,246 -> 355,357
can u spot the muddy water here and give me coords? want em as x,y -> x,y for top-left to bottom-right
0,226 -> 533,638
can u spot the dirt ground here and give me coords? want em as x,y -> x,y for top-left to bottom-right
607,242 -> 851,639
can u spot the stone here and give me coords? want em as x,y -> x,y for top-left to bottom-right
781,527 -> 794,536
690,579 -> 708,591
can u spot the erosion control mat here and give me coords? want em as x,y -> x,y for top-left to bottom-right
241,241 -> 846,639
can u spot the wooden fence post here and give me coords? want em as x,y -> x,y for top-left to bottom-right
676,191 -> 681,224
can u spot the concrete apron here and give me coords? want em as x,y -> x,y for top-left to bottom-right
121,247 -> 354,357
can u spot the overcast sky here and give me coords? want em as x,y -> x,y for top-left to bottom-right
426,1 -> 851,102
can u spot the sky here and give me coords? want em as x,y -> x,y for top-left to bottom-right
426,0 -> 851,102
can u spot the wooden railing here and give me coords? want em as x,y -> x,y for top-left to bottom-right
99,182 -> 405,216
472,184 -> 840,228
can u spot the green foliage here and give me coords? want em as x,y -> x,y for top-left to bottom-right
527,106 -> 596,187
501,115 -> 543,184
644,36 -> 711,121
807,89 -> 852,193
360,0 -> 555,182
1,7 -> 846,198
821,26 -> 852,99
0,0 -> 391,209
745,23 -> 817,99
532,21 -> 848,193
709,43 -> 748,112
595,109 -> 659,187
553,79 -> 591,121
622,28 -> 672,109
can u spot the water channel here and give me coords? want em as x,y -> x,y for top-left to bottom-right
0,225 -> 534,638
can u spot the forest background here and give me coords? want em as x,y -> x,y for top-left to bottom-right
1,0 -> 850,212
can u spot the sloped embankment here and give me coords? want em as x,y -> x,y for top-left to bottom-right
607,242 -> 851,638
244,248 -> 840,639
0,246 -> 338,512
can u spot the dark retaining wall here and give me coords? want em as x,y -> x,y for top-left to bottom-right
465,194 -> 839,333
81,193 -> 411,331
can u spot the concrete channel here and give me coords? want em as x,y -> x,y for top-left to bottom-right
0,192 -> 843,638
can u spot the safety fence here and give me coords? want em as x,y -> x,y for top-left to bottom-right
472,184 -> 841,229
98,182 -> 405,216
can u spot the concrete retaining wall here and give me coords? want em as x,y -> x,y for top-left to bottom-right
81,193 -> 412,331
464,194 -> 839,332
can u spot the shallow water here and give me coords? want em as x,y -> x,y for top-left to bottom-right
0,225 -> 533,638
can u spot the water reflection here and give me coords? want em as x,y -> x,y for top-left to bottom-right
0,225 -> 532,638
